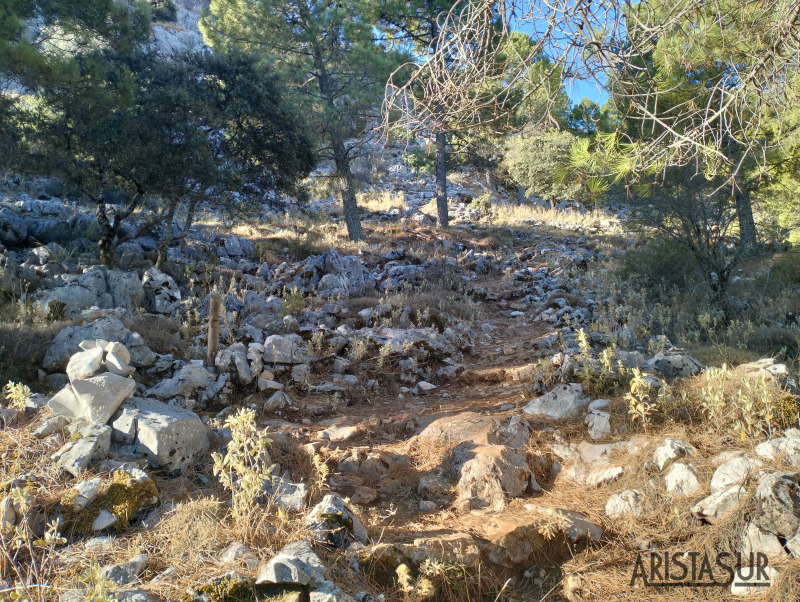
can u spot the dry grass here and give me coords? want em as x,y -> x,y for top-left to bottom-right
354,190 -> 408,214
490,202 -> 622,234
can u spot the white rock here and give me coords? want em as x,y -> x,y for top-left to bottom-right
91,509 -> 118,531
111,398 -> 209,475
71,477 -> 103,512
730,565 -> 777,596
105,351 -> 135,377
585,411 -> 611,440
710,457 -> 762,492
66,347 -> 104,381
48,374 -> 135,425
605,490 -> 644,518
219,542 -> 259,570
523,383 -> 590,419
741,521 -> 786,559
104,342 -> 131,364
664,462 -> 700,496
652,438 -> 695,472
691,485 -> 746,523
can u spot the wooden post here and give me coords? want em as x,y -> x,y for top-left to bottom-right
206,293 -> 221,368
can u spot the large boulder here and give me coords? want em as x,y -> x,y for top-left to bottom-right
142,267 -> 181,314
106,270 -> 146,310
415,413 -> 535,509
263,334 -> 313,365
0,207 -> 28,246
145,361 -> 226,405
645,349 -> 703,379
43,316 -> 155,372
303,248 -> 373,298
111,397 -> 209,474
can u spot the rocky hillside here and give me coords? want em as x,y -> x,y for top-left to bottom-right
1,143 -> 799,601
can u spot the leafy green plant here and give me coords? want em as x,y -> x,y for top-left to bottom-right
347,336 -> 369,363
4,381 -> 31,411
626,368 -> 655,431
212,408 -> 275,521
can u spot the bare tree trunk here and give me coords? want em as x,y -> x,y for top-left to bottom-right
734,186 -> 758,253
333,139 -> 365,241
206,293 -> 221,368
435,130 -> 448,229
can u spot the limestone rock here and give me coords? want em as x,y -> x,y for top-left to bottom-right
646,349 -> 703,379
101,554 -> 148,586
605,490 -> 644,518
263,334 -> 313,365
523,383 -> 590,420
66,347 -> 104,381
691,485 -> 746,523
52,425 -> 111,477
43,316 -> 155,372
664,462 -> 700,496
111,398 -> 209,474
142,267 -> 180,314
652,438 -> 695,472
710,456 -> 762,492
145,361 -> 226,406
48,373 -> 135,425
305,493 -> 367,548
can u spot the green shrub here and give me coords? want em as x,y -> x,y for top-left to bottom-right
617,238 -> 703,294
403,145 -> 436,174
501,130 -> 588,205
150,0 -> 177,22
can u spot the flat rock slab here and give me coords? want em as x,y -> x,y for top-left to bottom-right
523,383 -> 590,420
52,425 -> 111,477
49,373 -> 135,425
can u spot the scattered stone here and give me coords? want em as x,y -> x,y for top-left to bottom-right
645,349 -> 703,379
261,477 -> 309,511
710,456 -> 762,492
305,493 -> 367,548
100,554 -> 148,586
605,490 -> 644,518
664,462 -> 700,496
691,485 -> 746,523
219,542 -> 259,570
754,428 -> 800,467
652,438 -> 695,472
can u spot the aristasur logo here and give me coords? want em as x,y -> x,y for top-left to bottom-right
630,551 -> 772,591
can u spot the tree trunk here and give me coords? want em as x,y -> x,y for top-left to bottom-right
156,200 -> 180,269
95,198 -> 117,268
734,186 -> 758,253
333,139 -> 365,241
435,130 -> 448,229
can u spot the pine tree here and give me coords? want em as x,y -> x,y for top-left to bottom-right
202,0 -> 405,241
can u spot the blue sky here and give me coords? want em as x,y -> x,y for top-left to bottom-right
565,78 -> 609,105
